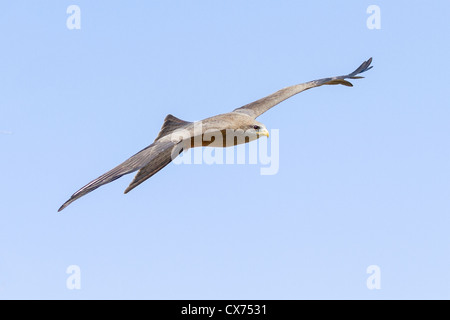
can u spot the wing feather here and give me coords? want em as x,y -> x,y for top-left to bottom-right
58,140 -> 177,212
233,58 -> 373,119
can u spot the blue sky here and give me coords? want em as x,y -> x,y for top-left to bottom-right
1,1 -> 449,299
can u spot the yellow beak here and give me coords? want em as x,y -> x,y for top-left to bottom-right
258,128 -> 270,138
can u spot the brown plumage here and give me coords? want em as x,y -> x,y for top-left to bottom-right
58,58 -> 372,212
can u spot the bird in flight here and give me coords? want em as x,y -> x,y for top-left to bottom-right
58,58 -> 373,212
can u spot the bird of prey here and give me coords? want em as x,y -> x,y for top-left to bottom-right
58,58 -> 373,212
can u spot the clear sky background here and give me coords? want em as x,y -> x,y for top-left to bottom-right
1,1 -> 449,299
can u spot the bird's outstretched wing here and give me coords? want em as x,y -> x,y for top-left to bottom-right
233,58 -> 373,119
58,140 -> 177,212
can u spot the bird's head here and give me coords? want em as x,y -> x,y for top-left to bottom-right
209,113 -> 270,147
248,121 -> 270,138
221,119 -> 270,147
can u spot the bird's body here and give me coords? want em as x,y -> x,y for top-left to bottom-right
185,112 -> 266,148
58,58 -> 373,212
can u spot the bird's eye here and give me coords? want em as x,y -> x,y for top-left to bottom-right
253,125 -> 260,130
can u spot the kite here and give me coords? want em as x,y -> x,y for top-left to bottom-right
58,58 -> 373,211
